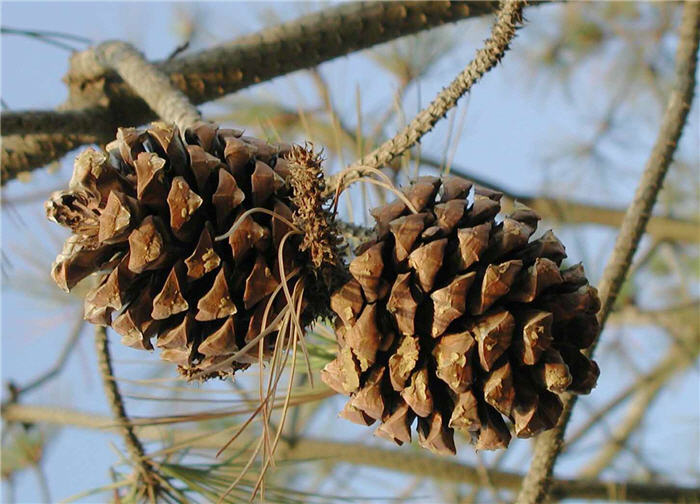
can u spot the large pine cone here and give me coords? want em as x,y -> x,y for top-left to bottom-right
47,121 -> 335,379
321,176 -> 600,454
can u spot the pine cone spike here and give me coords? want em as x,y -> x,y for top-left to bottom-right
324,175 -> 601,454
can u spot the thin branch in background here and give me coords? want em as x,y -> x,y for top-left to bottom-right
563,328 -> 693,450
3,313 -> 84,403
94,326 -> 161,501
329,0 -> 526,194
577,311 -> 699,478
516,3 -> 700,502
1,26 -> 92,52
4,402 -> 699,503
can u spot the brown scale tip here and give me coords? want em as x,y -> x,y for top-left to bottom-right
344,303 -> 382,371
195,266 -> 237,321
389,213 -> 428,262
349,366 -> 386,421
418,410 -> 456,456
401,365 -> 434,418
433,330 -> 475,394
408,238 -> 447,292
483,360 -> 516,417
386,272 -> 419,336
212,169 -> 245,229
449,389 -> 480,432
430,272 -> 475,338
349,242 -> 389,302
185,225 -> 221,281
331,278 -> 365,327
375,399 -> 414,445
152,262 -> 189,320
388,334 -> 420,392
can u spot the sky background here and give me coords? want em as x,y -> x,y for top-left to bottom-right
1,2 -> 698,503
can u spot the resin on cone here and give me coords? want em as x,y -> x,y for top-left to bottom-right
321,176 -> 600,454
47,122 -> 337,380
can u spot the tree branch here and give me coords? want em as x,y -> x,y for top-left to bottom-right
328,0 -> 526,194
93,41 -> 201,131
516,3 -> 700,502
1,1 -> 515,183
2,403 -> 698,503
564,314 -> 698,449
94,326 -> 160,499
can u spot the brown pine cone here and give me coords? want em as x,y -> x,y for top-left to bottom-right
321,176 -> 600,454
46,121 -> 338,380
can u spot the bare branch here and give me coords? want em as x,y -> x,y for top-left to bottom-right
1,132 -> 100,184
564,313 -> 698,449
93,41 -> 201,131
1,1 -> 513,183
329,0 -> 526,194
94,326 -> 160,498
2,402 -> 699,503
516,3 -> 700,502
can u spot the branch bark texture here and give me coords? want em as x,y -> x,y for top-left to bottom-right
516,3 -> 700,502
94,326 -> 159,493
329,0 -> 526,194
93,41 -> 201,131
1,1 -> 508,183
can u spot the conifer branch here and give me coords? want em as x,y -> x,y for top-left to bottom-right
328,0 -> 526,194
93,41 -> 202,131
2,402 -> 699,503
516,3 -> 700,502
94,326 -> 161,500
1,1 -> 518,183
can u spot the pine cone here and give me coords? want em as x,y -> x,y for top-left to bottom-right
47,121 -> 338,380
321,176 -> 600,454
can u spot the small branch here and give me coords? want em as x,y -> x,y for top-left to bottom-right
3,403 -> 699,502
94,41 -> 201,131
564,324 -> 697,449
1,133 -> 100,184
2,1 -> 520,183
94,326 -> 160,498
328,0 -> 526,194
577,316 -> 699,478
3,314 -> 84,403
516,3 -> 700,502
1,107 -> 113,137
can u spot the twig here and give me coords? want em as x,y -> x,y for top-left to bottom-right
577,316 -> 699,478
3,403 -> 699,503
516,3 -> 700,502
564,326 -> 697,449
327,0 -> 526,195
94,326 -> 160,500
93,41 -> 201,132
1,1 -> 519,183
3,313 -> 84,403
1,132 -> 100,184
